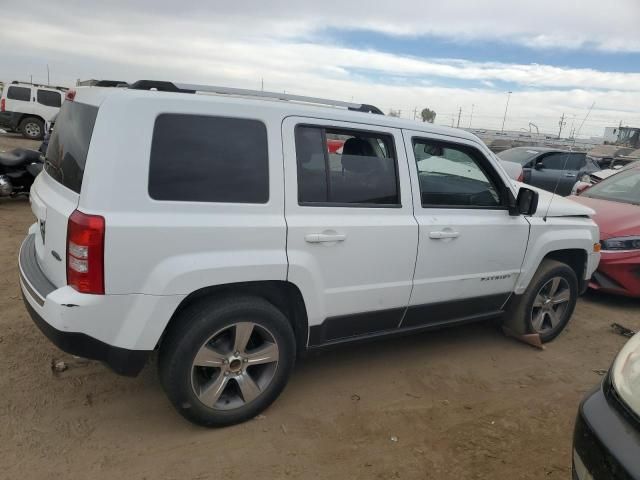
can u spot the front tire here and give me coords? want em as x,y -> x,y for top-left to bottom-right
19,117 -> 44,140
159,296 -> 296,427
504,259 -> 578,343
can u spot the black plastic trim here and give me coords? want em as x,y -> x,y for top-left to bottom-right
308,307 -> 405,345
401,293 -> 510,328
308,294 -> 509,347
19,234 -> 55,304
573,383 -> 639,479
22,295 -> 149,377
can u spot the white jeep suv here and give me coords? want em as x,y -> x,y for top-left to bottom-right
19,81 -> 600,427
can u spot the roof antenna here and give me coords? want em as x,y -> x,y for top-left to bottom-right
543,102 -> 595,222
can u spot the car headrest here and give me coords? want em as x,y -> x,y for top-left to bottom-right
342,138 -> 375,157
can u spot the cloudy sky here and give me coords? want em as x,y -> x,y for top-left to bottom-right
3,0 -> 640,137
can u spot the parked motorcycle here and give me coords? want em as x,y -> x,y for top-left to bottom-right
0,148 -> 43,197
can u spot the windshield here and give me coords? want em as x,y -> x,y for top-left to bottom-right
45,101 -> 98,194
496,148 -> 538,165
582,168 -> 640,205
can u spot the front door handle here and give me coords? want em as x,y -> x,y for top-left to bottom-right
429,230 -> 460,239
564,172 -> 577,177
305,233 -> 347,243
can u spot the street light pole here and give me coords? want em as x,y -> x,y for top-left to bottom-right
501,91 -> 512,133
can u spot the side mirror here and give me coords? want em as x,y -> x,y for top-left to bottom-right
534,162 -> 544,170
516,187 -> 539,215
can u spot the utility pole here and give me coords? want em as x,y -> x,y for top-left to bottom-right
30,74 -> 33,84
501,91 -> 512,133
413,107 -> 418,121
260,78 -> 264,91
456,107 -> 462,128
47,64 -> 50,85
557,113 -> 566,139
468,104 -> 475,128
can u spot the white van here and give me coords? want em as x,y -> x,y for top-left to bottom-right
0,81 -> 65,139
19,81 -> 601,427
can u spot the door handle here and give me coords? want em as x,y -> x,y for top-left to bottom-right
305,233 -> 347,243
564,172 -> 576,177
429,230 -> 460,239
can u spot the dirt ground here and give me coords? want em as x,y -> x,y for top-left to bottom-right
1,133 -> 639,479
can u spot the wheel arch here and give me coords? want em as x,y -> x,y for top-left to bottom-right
18,114 -> 46,138
159,280 -> 310,355
542,249 -> 588,292
18,114 -> 46,126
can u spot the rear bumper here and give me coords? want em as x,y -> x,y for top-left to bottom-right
573,377 -> 640,479
19,233 -> 150,376
22,296 -> 148,376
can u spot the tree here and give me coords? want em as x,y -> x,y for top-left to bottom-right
421,108 -> 436,123
388,109 -> 401,118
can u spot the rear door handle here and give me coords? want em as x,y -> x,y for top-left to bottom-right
429,230 -> 460,239
564,172 -> 576,177
305,233 -> 347,243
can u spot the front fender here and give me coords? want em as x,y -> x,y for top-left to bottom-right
515,216 -> 600,294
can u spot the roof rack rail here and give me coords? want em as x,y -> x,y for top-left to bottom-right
128,80 -> 384,115
10,80 -> 68,91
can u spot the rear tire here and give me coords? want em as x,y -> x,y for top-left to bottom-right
504,259 -> 578,343
19,117 -> 44,140
159,296 -> 296,427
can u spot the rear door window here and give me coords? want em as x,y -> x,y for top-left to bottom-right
37,90 -> 62,108
45,102 -> 99,193
295,125 -> 399,206
149,114 -> 269,203
7,86 -> 31,102
539,153 -> 584,170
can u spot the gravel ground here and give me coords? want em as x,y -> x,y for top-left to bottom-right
1,133 -> 639,480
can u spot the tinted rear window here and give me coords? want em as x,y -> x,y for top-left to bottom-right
45,101 -> 98,193
149,114 -> 269,203
37,89 -> 62,108
7,86 -> 30,101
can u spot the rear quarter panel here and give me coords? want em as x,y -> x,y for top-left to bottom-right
78,93 -> 288,296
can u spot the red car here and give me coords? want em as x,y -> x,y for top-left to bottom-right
570,164 -> 640,297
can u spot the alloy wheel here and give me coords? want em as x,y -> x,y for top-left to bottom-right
190,322 -> 279,410
530,276 -> 571,334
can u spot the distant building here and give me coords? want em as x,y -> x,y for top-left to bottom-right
603,127 -> 619,143
604,126 -> 640,148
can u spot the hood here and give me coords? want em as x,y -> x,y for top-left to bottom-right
513,182 -> 595,218
569,195 -> 640,238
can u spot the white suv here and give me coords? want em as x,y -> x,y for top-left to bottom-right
0,81 -> 65,139
19,82 -> 600,427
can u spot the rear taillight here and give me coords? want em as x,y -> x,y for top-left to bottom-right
517,171 -> 524,182
67,210 -> 105,294
65,90 -> 76,102
1,98 -> 5,112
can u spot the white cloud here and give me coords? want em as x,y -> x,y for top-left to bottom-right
1,1 -> 639,137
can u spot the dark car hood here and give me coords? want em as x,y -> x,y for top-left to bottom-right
570,195 -> 640,238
